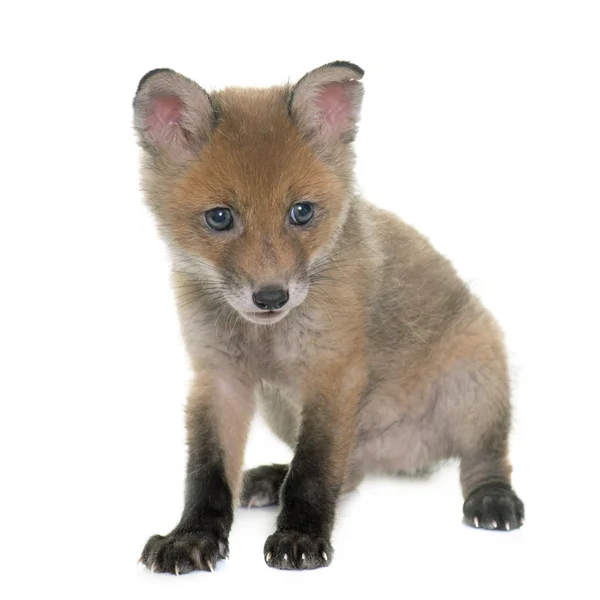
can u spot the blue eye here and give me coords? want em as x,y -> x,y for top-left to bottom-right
290,202 -> 314,225
205,207 -> 233,231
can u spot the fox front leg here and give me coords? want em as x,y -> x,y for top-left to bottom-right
264,363 -> 364,570
141,371 -> 255,574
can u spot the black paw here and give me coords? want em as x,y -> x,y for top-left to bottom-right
463,483 -> 525,531
140,530 -> 229,574
264,530 -> 333,570
240,464 -> 288,508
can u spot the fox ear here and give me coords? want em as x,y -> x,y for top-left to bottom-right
289,61 -> 364,153
133,69 -> 216,163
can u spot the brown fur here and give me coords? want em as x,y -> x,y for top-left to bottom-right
134,63 -> 523,573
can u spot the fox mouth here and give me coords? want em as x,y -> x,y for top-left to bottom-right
223,283 -> 309,325
242,309 -> 289,324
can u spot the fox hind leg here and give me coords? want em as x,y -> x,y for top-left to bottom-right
241,464 -> 364,508
460,434 -> 525,531
240,464 -> 288,508
434,350 -> 525,531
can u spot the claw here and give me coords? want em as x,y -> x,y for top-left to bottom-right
265,552 -> 272,563
473,517 -> 479,528
248,497 -> 256,509
206,560 -> 214,572
283,553 -> 288,561
191,547 -> 203,571
175,565 -> 180,576
322,552 -> 328,562
301,553 -> 306,562
520,518 -> 525,526
150,562 -> 157,573
492,520 -> 498,529
505,522 -> 510,531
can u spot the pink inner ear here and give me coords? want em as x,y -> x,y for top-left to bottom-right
145,95 -> 183,140
315,81 -> 356,134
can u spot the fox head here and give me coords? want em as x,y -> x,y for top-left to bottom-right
133,62 -> 364,325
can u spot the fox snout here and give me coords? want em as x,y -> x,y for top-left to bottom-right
224,276 -> 309,325
252,287 -> 289,311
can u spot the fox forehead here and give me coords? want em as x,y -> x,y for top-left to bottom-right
173,87 -> 343,213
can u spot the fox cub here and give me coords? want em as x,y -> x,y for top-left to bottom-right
134,62 -> 524,573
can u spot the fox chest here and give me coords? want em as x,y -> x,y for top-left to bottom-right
253,328 -> 314,384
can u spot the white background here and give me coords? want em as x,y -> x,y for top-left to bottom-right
1,1 -> 598,598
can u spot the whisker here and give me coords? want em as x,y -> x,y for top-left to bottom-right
176,291 -> 224,311
227,312 -> 242,347
309,294 -> 333,322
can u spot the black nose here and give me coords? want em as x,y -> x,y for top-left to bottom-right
252,287 -> 289,311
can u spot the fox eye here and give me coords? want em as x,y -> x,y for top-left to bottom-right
290,202 -> 314,226
205,207 -> 233,231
